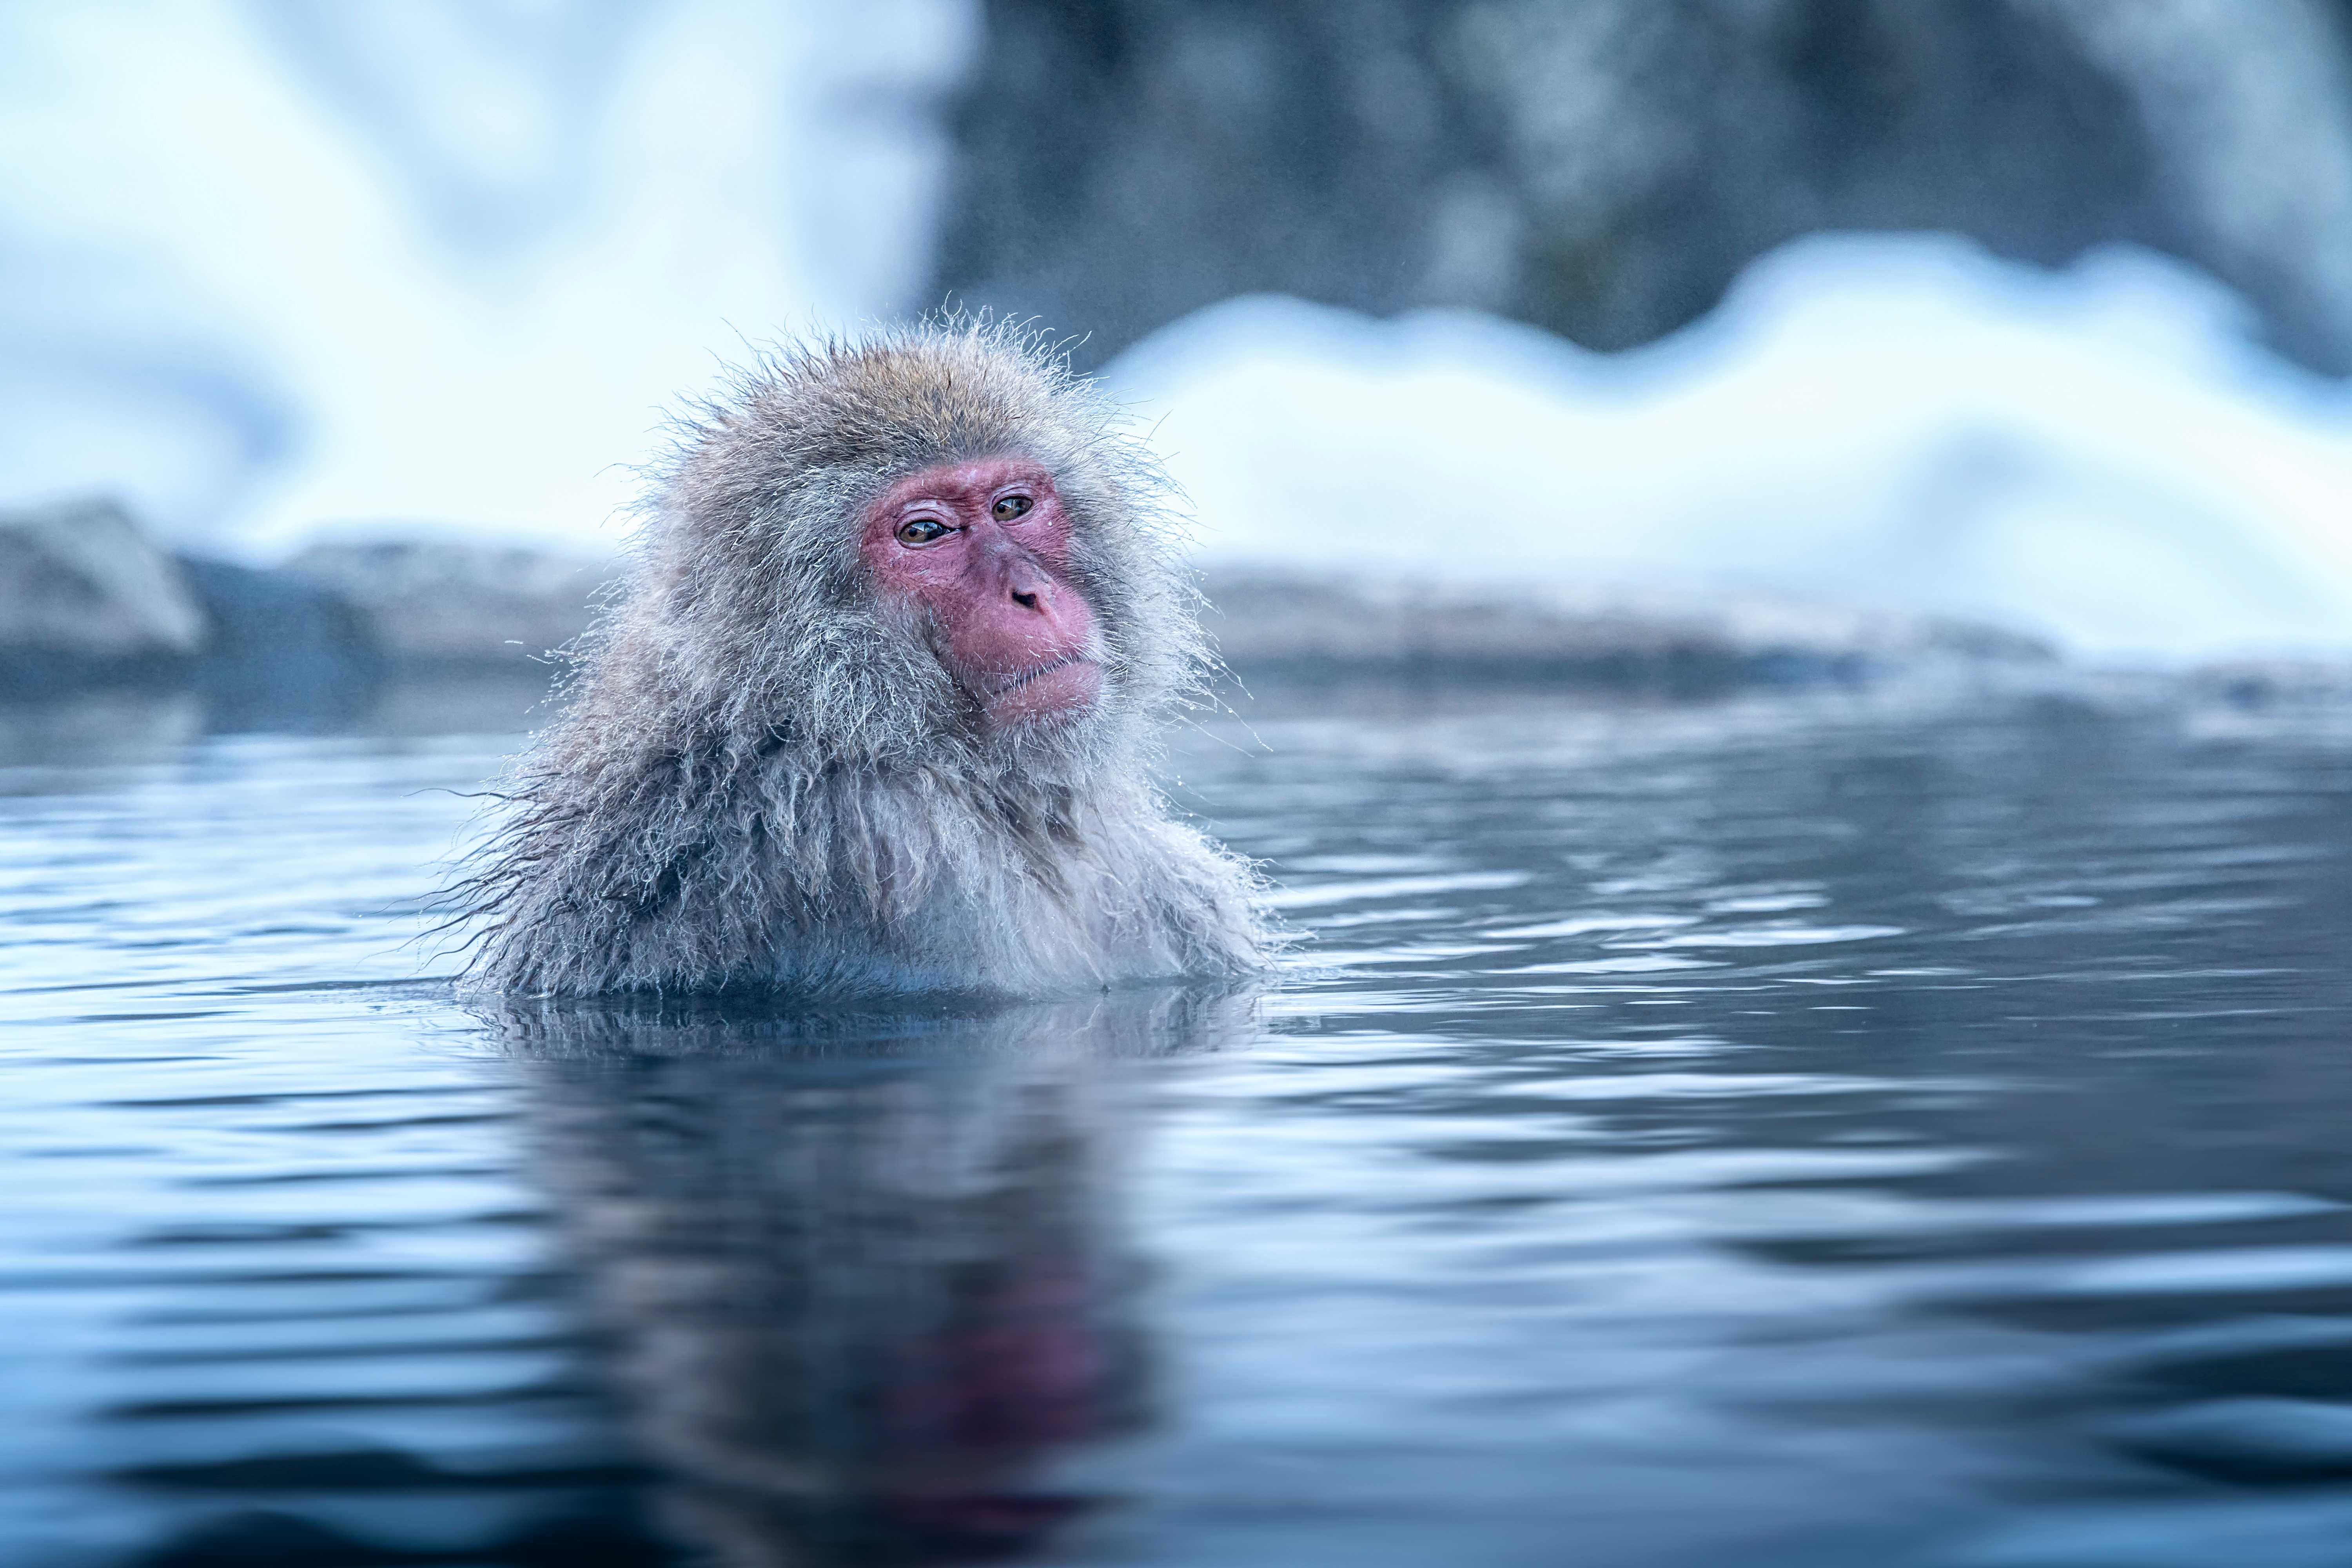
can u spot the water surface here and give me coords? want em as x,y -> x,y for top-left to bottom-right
4,680 -> 2350,1566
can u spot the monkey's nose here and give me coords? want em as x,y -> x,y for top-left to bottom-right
1002,555 -> 1056,612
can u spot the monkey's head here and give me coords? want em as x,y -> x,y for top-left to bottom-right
621,323 -> 1204,781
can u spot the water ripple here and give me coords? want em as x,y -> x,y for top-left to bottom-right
2,689 -> 2350,1566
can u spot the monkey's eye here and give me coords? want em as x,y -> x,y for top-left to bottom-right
992,494 -> 1033,523
895,517 -> 951,546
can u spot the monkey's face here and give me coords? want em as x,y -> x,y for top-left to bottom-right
861,457 -> 1107,732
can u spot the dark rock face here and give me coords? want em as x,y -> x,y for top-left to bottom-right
1457,0 -> 2171,352
938,2 -> 1492,364
935,0 -> 2352,370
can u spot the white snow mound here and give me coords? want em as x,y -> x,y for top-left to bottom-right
1108,233 -> 2352,665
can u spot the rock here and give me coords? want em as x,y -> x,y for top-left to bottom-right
280,541 -> 610,672
0,497 -> 209,695
1,506 -> 607,714
2182,658 -> 2352,709
936,0 -> 2352,373
175,557 -> 385,724
0,502 -> 2053,710
1199,568 -> 2056,690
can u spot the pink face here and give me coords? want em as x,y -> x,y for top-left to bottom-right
860,456 -> 1105,729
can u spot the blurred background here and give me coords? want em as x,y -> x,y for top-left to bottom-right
7,0 -> 2352,708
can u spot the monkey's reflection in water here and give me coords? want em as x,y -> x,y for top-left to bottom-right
493,985 -> 1255,1568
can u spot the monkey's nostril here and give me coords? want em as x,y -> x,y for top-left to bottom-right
1012,588 -> 1041,610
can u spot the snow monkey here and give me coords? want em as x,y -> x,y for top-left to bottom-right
456,322 -> 1269,997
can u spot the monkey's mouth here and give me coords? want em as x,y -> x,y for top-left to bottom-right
982,656 -> 1103,724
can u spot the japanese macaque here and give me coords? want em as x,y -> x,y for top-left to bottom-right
456,323 -> 1268,997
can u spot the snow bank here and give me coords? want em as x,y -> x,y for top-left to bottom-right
1109,235 -> 2352,665
0,1 -> 974,561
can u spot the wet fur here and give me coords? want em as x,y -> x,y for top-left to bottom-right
452,322 -> 1269,997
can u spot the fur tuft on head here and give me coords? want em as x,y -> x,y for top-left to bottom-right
450,319 -> 1267,999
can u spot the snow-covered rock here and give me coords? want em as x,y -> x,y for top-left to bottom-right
1201,568 -> 2052,690
281,542 -> 609,671
0,498 -> 208,693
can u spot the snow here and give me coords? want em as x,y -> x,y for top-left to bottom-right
1107,234 -> 2352,665
0,0 -> 976,561
4,5 -> 2348,664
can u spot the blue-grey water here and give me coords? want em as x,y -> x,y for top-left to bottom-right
4,678 -> 2351,1568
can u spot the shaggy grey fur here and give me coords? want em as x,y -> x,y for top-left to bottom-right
453,321 -> 1269,997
